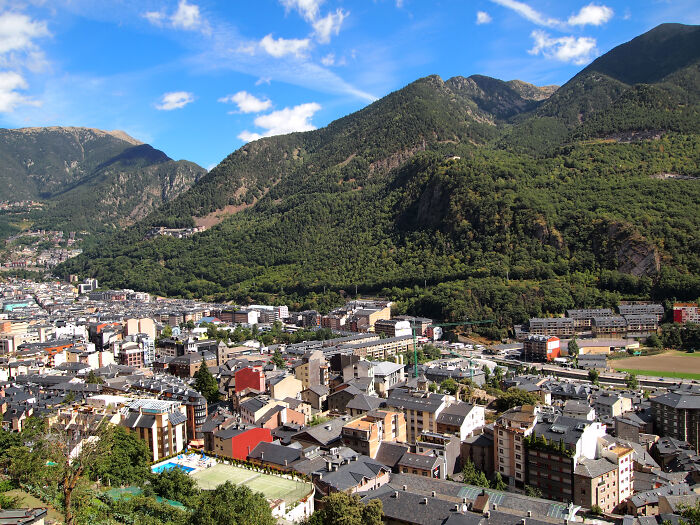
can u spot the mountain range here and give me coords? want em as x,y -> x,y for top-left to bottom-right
0,127 -> 205,236
46,23 -> 700,332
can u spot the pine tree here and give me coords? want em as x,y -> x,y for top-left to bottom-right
193,357 -> 220,403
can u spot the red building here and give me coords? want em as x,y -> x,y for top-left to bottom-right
674,303 -> 700,324
211,425 -> 272,460
234,366 -> 266,394
523,334 -> 561,362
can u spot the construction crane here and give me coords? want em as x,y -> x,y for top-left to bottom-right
411,319 -> 495,378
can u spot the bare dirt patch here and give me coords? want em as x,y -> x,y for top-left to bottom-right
194,202 -> 255,228
612,351 -> 700,375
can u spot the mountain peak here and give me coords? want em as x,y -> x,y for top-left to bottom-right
577,22 -> 700,86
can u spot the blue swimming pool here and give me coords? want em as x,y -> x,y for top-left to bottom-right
151,462 -> 195,474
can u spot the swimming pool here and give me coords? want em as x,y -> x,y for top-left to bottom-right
151,462 -> 196,474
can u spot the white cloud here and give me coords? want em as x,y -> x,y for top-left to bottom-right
321,53 -> 335,66
238,102 -> 321,142
238,130 -> 263,142
280,0 -> 322,22
155,91 -> 195,110
218,91 -> 272,113
279,0 -> 348,44
528,30 -> 597,65
144,0 -> 205,32
0,71 -> 40,112
255,77 -> 272,85
396,0 -> 404,7
143,11 -> 165,26
172,0 -> 202,30
0,12 -> 50,113
568,4 -> 614,26
313,9 -> 348,44
476,11 -> 493,24
260,34 -> 310,58
490,0 -> 563,28
0,12 -> 50,54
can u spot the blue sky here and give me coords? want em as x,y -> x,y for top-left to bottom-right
0,0 -> 698,169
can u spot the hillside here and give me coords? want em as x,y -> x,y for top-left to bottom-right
0,127 -> 206,235
59,24 -> 700,333
503,23 -> 700,152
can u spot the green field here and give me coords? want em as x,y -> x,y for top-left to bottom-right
615,368 -> 700,380
191,463 -> 311,504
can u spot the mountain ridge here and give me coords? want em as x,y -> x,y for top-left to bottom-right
0,126 -> 206,235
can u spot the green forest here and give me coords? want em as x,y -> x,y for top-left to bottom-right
57,24 -> 700,335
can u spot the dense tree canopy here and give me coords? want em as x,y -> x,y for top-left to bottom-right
304,492 -> 383,525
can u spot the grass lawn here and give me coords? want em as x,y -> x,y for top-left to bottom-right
5,489 -> 64,523
615,368 -> 700,380
191,463 -> 311,504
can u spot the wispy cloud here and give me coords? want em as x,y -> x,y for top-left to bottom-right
313,9 -> 348,44
279,0 -> 348,44
476,11 -> 493,25
528,30 -> 597,65
144,0 -> 208,32
238,102 -> 321,142
321,53 -> 335,66
490,0 -> 564,28
280,0 -> 322,22
218,91 -> 272,113
155,91 -> 194,110
491,0 -> 613,29
259,34 -> 311,58
568,4 -> 614,26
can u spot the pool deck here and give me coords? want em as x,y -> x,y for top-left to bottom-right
151,452 -> 216,474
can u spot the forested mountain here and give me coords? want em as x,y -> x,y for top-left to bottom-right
0,127 -> 206,235
59,24 -> 700,334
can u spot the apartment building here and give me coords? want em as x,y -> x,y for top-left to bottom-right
651,386 -> 700,453
673,302 -> 700,324
120,399 -> 187,461
618,304 -> 664,321
493,405 -> 539,487
525,416 -> 606,503
566,309 -> 614,331
374,319 -> 412,338
523,335 -> 560,362
528,318 -> 574,337
435,402 -> 485,441
385,389 -> 452,443
341,409 -> 406,458
623,315 -> 659,337
591,316 -> 627,337
574,458 -> 619,513
293,350 -> 329,389
339,335 -> 414,360
593,392 -> 633,419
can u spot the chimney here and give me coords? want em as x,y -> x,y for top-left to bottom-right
393,491 -> 399,499
403,485 -> 407,491
527,511 -> 532,517
521,520 -> 526,525
493,503 -> 498,511
421,498 -> 428,504
453,504 -> 459,511
484,511 -> 490,519
431,491 -> 436,498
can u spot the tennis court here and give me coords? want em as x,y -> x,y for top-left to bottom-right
191,463 -> 312,504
